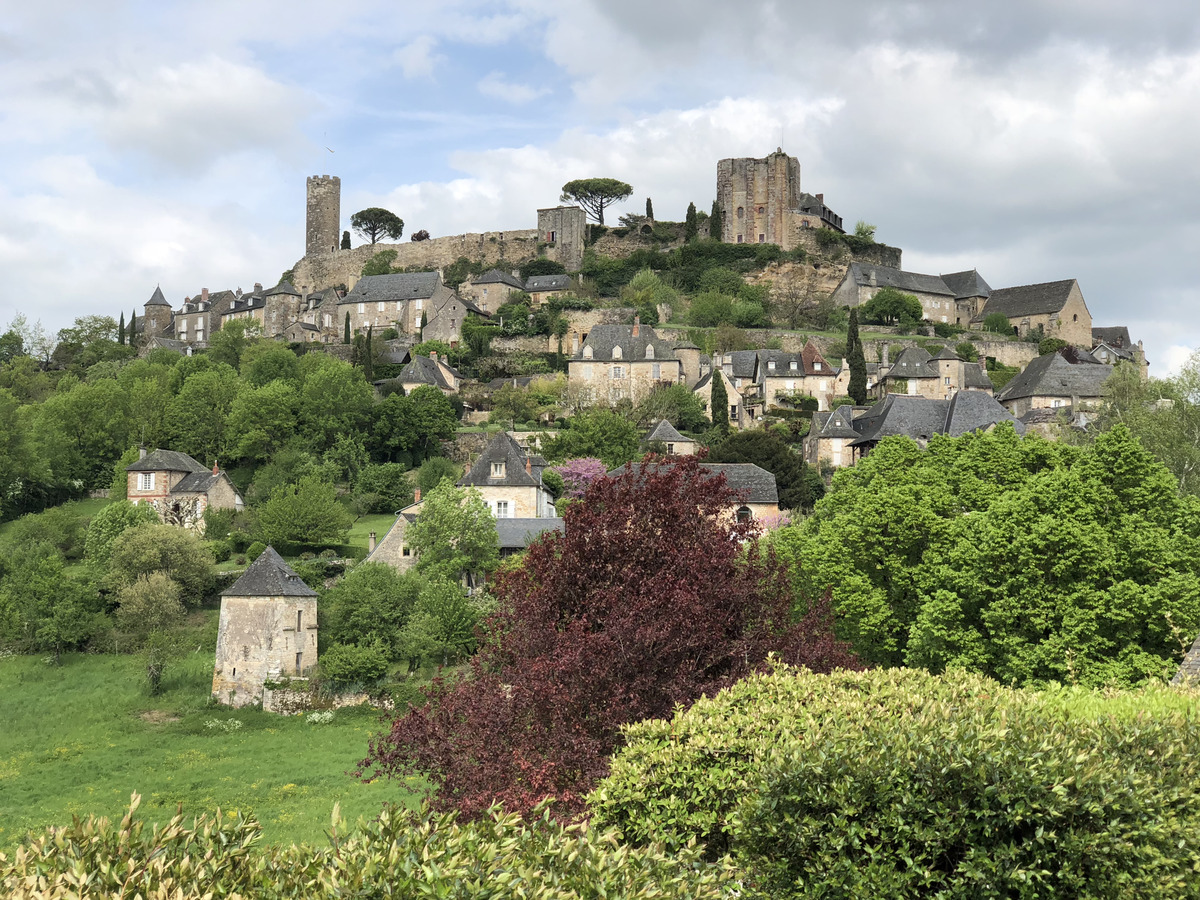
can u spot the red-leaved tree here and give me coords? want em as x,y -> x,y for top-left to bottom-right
361,455 -> 860,817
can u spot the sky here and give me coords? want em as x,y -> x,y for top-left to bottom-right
2,0 -> 1198,376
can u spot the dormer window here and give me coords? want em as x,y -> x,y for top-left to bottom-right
583,347 -> 593,359
613,346 -> 623,360
491,462 -> 505,478
814,361 -> 822,370
789,360 -> 798,371
645,345 -> 654,359
768,360 -> 776,371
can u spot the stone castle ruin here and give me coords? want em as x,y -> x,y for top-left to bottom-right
717,148 -> 845,249
306,175 -> 341,257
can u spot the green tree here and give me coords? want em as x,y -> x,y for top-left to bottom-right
257,476 -> 353,549
684,202 -> 698,242
166,367 -> 240,464
322,562 -> 422,656
540,408 -> 641,468
710,371 -> 730,434
297,354 -> 374,452
225,380 -> 299,462
353,462 -> 414,514
860,288 -> 923,327
1039,336 -> 1069,355
853,220 -> 877,241
344,311 -> 351,344
370,386 -> 459,464
207,320 -> 255,370
361,249 -> 399,276
84,500 -> 159,565
107,523 -> 215,607
416,457 -> 461,495
0,543 -> 100,661
114,572 -> 185,639
341,230 -> 351,250
771,425 -> 1200,686
846,307 -> 867,405
240,342 -> 300,387
351,207 -> 405,244
645,197 -> 654,220
118,312 -> 125,346
406,480 -> 497,588
983,311 -> 1012,334
709,200 -> 722,239
559,178 -> 633,225
632,383 -> 709,433
709,429 -> 824,511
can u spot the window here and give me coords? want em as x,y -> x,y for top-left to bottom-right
758,233 -> 765,243
357,302 -> 365,314
787,380 -> 795,390
736,207 -> 744,218
941,316 -> 947,323
666,443 -> 675,454
402,545 -> 411,557
416,299 -> 424,311
297,610 -> 302,633
814,361 -> 822,370
730,404 -> 739,419
295,652 -> 303,675
613,345 -> 623,359
491,462 -> 505,478
652,363 -> 661,379
548,230 -> 556,242
737,505 -> 752,523
583,347 -> 593,359
736,234 -> 744,243
944,376 -> 951,385
377,301 -> 385,312
735,378 -> 742,389
582,364 -> 593,378
757,206 -> 764,214
137,473 -> 154,491
324,314 -> 331,327
768,360 -> 776,371
496,501 -> 509,518
611,365 -> 624,378
789,360 -> 798,371
645,344 -> 654,358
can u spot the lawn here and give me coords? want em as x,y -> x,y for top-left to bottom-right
348,513 -> 399,552
0,650 -> 423,850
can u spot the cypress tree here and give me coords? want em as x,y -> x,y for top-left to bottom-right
685,202 -> 698,242
711,370 -> 730,433
645,197 -> 654,221
710,201 -> 723,240
341,230 -> 351,250
118,311 -> 125,345
128,310 -> 136,345
420,311 -> 428,341
344,311 -> 351,344
364,325 -> 375,382
847,308 -> 868,405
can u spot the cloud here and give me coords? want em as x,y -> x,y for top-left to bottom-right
477,71 -> 550,104
393,35 -> 443,79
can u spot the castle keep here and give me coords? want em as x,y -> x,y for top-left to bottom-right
717,148 -> 844,249
306,175 -> 341,257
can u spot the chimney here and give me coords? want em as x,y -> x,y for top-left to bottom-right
430,350 -> 438,360
201,287 -> 209,303
525,457 -> 532,475
572,332 -> 579,355
254,282 -> 262,292
632,315 -> 640,338
868,270 -> 877,287
212,461 -> 219,475
138,445 -> 147,460
881,344 -> 890,367
816,193 -> 824,204
368,531 -> 377,553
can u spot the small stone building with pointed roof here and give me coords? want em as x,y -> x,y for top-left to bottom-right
525,273 -> 572,307
805,404 -> 860,470
126,447 -> 243,532
609,461 -> 780,522
211,547 -> 318,708
643,420 -> 697,456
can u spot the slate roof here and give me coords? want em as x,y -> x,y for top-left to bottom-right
930,346 -> 961,361
886,347 -> 938,379
940,270 -> 992,300
1092,326 -> 1132,348
996,351 -> 1113,403
575,324 -> 677,363
497,518 -> 564,551
473,269 -> 525,290
644,420 -> 690,445
815,404 -> 859,439
759,349 -> 807,377
221,547 -> 317,598
608,462 -> 779,504
724,350 -> 760,379
963,363 -> 994,390
146,286 -> 172,307
397,355 -> 459,391
525,274 -> 571,292
343,272 -> 441,303
264,281 -> 301,297
459,432 -> 543,487
172,471 -> 221,493
977,279 -> 1078,319
849,263 -> 955,297
127,449 -> 209,474
851,392 -> 1023,445
222,295 -> 265,315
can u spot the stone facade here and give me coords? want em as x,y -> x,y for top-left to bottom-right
126,448 -> 243,533
569,321 -> 685,406
211,548 -> 318,709
306,175 -> 341,258
536,206 -> 586,272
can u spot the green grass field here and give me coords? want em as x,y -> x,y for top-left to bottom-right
0,650 -> 424,850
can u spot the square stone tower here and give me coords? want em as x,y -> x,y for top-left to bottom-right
716,149 -> 801,248
212,547 -> 318,708
537,206 -> 585,272
306,175 -> 341,258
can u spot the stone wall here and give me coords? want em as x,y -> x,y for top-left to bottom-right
262,681 -> 393,715
292,230 -> 542,295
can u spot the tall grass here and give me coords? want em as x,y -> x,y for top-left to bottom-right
0,650 -> 422,850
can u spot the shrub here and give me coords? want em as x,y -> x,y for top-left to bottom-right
246,541 -> 267,562
983,311 -> 1012,334
955,340 -> 979,361
318,642 -> 390,688
107,523 -> 215,607
594,666 -> 1200,900
0,796 -> 733,900
84,500 -> 159,564
205,539 -> 232,563
201,506 -> 235,541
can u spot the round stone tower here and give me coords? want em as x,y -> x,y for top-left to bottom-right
306,175 -> 341,258
143,285 -> 173,338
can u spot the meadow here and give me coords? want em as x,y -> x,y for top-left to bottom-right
0,646 -> 423,850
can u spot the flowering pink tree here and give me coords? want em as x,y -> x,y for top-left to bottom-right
551,458 -> 608,499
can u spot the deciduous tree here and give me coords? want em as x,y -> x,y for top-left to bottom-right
405,480 -> 497,588
860,288 -> 923,327
362,455 -> 858,817
257,476 -> 353,549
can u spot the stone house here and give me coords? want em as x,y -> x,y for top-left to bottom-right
339,272 -> 459,337
995,348 -> 1113,418
281,321 -> 324,343
461,268 -> 524,313
757,342 -> 844,411
126,448 -> 243,532
972,278 -> 1093,347
609,461 -> 781,522
173,288 -> 235,347
642,420 -> 698,455
831,263 -> 967,325
1091,325 -> 1149,378
141,286 -> 174,340
211,547 -> 317,708
423,291 -> 488,346
537,206 -> 586,272
299,286 -> 344,337
220,284 -> 267,328
568,320 -> 684,406
692,368 -> 751,429
525,274 -> 572,307
459,431 -> 557,520
393,352 -> 463,396
804,405 -> 860,470
874,346 -> 993,401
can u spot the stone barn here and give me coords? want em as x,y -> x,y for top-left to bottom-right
212,547 -> 317,708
